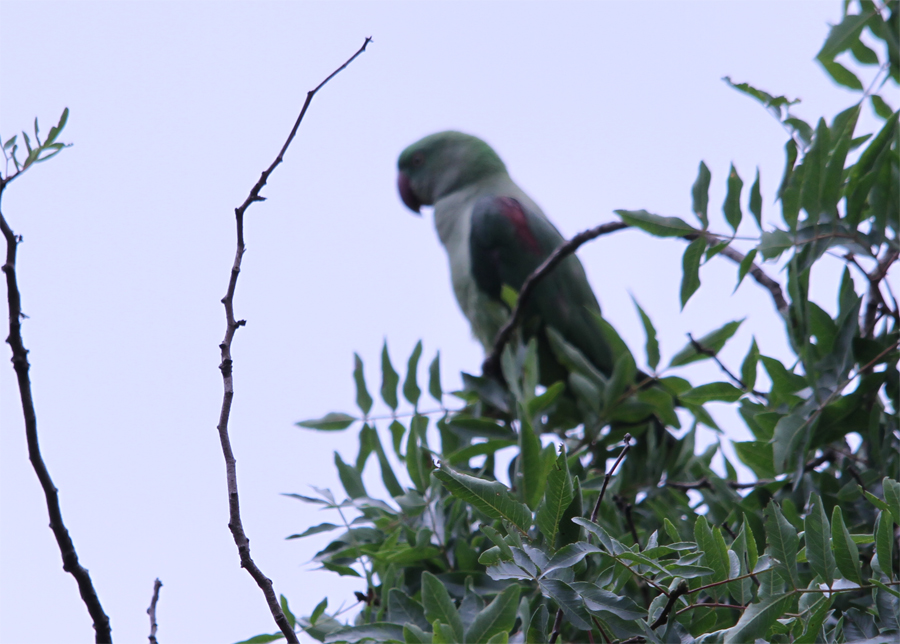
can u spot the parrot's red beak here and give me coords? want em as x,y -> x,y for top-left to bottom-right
397,172 -> 422,215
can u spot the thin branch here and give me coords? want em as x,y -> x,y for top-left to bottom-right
590,434 -> 632,523
482,220 -> 790,379
147,579 -> 162,644
693,232 -> 789,314
687,332 -> 767,400
1,203 -> 111,641
483,221 -> 628,377
216,37 -> 371,644
548,608 -> 565,644
650,581 -> 689,629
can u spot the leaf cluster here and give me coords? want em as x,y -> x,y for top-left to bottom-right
243,3 -> 899,642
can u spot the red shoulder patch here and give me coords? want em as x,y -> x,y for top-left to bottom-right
496,197 -> 541,255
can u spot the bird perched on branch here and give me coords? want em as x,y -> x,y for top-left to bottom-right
396,131 -> 613,384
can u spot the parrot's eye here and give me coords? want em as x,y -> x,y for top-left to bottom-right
412,152 -> 425,167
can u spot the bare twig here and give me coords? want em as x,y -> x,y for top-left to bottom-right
686,332 -> 767,400
483,221 -> 629,377
1,199 -> 111,641
216,37 -> 370,644
147,579 -> 162,644
590,434 -> 632,523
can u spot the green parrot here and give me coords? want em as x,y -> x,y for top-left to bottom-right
397,131 -> 614,382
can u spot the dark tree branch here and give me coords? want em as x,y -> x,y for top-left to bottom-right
481,220 -> 790,379
650,581 -> 689,629
1,197 -> 111,641
483,221 -> 629,377
216,37 -> 370,644
590,434 -> 632,523
147,578 -> 162,644
548,607 -> 565,644
687,332 -> 767,400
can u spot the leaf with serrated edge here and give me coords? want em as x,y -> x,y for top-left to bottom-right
536,449 -> 574,548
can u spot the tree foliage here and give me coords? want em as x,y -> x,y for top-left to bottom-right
247,2 -> 899,642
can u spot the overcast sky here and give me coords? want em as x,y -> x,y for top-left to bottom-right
1,1 -> 894,643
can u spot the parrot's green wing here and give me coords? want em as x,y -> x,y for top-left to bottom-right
469,195 -> 614,378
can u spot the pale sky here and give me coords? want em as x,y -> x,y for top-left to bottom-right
1,1 -> 893,643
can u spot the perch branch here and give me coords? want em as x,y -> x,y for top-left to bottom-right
216,37 -> 370,644
1,195 -> 111,641
483,221 -> 629,377
147,578 -> 162,644
650,581 -> 689,629
482,220 -> 790,379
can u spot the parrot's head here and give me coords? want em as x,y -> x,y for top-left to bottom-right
397,131 -> 507,214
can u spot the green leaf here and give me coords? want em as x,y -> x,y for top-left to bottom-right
740,338 -> 759,391
875,511 -> 894,581
870,94 -> 894,119
535,448 -> 574,548
402,341 -> 423,408
310,597 -> 328,625
772,410 -> 807,473
733,248 -> 758,294
615,209 -> 696,237
526,381 -> 565,418
723,76 -> 799,116
851,38 -> 880,64
816,11 -> 872,62
632,297 -> 660,370
279,595 -> 296,630
680,382 -> 743,404
287,522 -> 340,539
823,106 -> 860,212
831,506 -> 862,584
748,168 -> 762,229
733,441 -> 775,479
604,352 -> 637,411
884,477 -> 900,525
536,579 -> 593,631
723,594 -> 789,644
761,356 -> 807,393
422,572 -> 464,643
540,542 -> 602,577
381,341 -> 400,411
820,60 -> 864,90
372,426 -> 404,497
692,161 -> 711,228
723,163 -> 744,232
323,624 -> 405,644
446,440 -> 516,465
669,319 -> 744,367
406,417 -> 428,493
465,584 -> 520,644
352,354 -> 373,416
234,634 -> 285,644
433,467 -> 532,534
759,229 -> 793,260
765,502 -> 800,589
805,493 -> 835,587
428,352 -> 442,402
695,516 -> 729,592
297,412 -> 357,431
570,582 -> 644,620
680,236 -> 706,309
334,452 -> 367,499
403,624 -> 430,644
518,414 -> 544,510
799,118 -> 829,220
